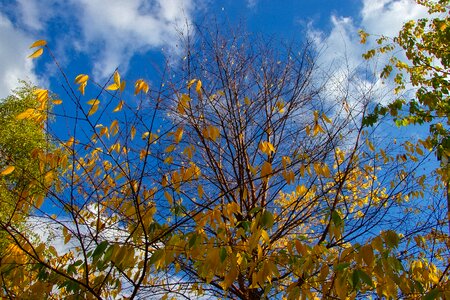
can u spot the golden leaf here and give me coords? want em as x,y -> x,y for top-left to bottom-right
164,191 -> 173,205
28,48 -> 44,59
195,80 -> 202,93
106,83 -> 119,91
114,70 -> 121,86
1,165 -> 15,176
87,99 -> 99,105
134,79 -> 149,94
16,108 -> 35,120
259,141 -> 275,156
130,126 -> 136,140
120,80 -> 126,92
29,40 -> 47,48
113,100 -> 124,112
52,99 -> 63,105
110,120 -> 119,136
88,104 -> 99,116
174,127 -> 183,143
198,184 -> 204,198
187,79 -> 197,89
261,161 -> 272,178
35,195 -> 45,209
75,74 -> 89,84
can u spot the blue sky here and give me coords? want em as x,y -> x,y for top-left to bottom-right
0,0 -> 429,100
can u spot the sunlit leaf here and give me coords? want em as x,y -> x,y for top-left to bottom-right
1,165 -> 15,175
106,83 -> 119,91
114,70 -> 121,86
29,40 -> 47,48
28,48 -> 44,59
187,79 -> 197,89
16,108 -> 35,120
75,74 -> 89,85
113,100 -> 124,112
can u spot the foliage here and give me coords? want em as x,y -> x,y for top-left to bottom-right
0,82 -> 50,248
0,27 -> 448,299
360,0 -> 449,169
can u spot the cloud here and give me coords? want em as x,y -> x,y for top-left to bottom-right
0,13 -> 37,99
361,0 -> 427,37
307,0 -> 429,107
71,0 -> 194,80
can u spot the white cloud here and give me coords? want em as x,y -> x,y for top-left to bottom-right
0,13 -> 37,99
308,0 -> 429,107
361,0 -> 427,37
16,0 -> 44,31
72,0 -> 193,80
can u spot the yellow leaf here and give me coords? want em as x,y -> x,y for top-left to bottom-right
113,100 -> 124,112
203,125 -> 220,142
35,195 -> 44,209
164,156 -> 173,164
360,244 -> 374,266
198,184 -> 204,198
29,40 -> 47,48
162,175 -> 168,187
177,94 -> 191,114
173,127 -> 183,143
52,99 -> 62,105
120,80 -> 126,92
44,171 -> 54,186
261,230 -> 270,245
1,166 -> 15,176
196,80 -> 202,99
261,161 -> 272,179
106,83 -> 119,91
187,79 -> 197,89
16,108 -> 35,120
79,82 -> 87,95
140,149 -> 149,160
131,126 -> 136,140
75,74 -> 89,84
110,120 -> 119,136
28,48 -> 43,59
164,191 -> 173,205
87,99 -> 100,105
259,141 -> 275,156
282,156 -> 291,169
88,104 -> 99,116
114,70 -> 121,86
322,113 -> 332,123
165,145 -> 176,153
134,79 -> 149,94
196,80 -> 202,93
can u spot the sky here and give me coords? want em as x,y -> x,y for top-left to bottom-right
0,1 -> 437,296
0,0 -> 429,100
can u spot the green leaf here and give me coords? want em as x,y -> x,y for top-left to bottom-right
334,262 -> 350,272
355,269 -> 373,287
261,210 -> 274,228
423,288 -> 440,300
149,249 -> 164,265
331,211 -> 343,227
92,241 -> 109,259
219,247 -> 227,263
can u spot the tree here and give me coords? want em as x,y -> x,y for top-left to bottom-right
360,0 -> 450,236
0,82 -> 50,249
0,82 -> 56,297
360,0 -> 449,166
0,27 -> 448,299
